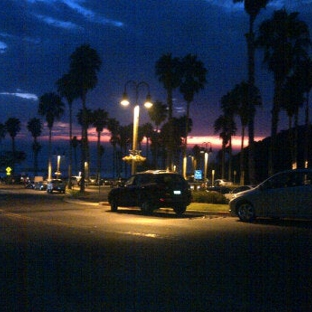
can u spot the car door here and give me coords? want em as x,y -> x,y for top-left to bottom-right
257,172 -> 299,218
117,176 -> 139,207
295,171 -> 312,218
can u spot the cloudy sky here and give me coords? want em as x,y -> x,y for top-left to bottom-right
1,0 -> 312,150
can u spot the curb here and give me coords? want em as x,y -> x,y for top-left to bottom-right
65,197 -> 230,215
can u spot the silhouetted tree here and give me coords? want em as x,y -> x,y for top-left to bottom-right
27,117 -> 43,176
257,9 -> 311,174
155,53 -> 181,170
69,44 -> 101,191
233,0 -> 270,184
5,117 -> 21,174
56,72 -> 80,188
179,54 -> 207,178
38,92 -> 65,180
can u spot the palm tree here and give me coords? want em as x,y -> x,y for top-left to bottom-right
71,136 -> 80,175
257,9 -> 311,175
281,72 -> 305,168
38,92 -> 65,180
0,123 -> 6,145
155,53 -> 181,170
179,54 -> 207,178
148,100 -> 168,168
299,58 -> 312,167
159,117 -> 189,170
233,0 -> 269,184
27,117 -> 43,176
92,108 -> 108,183
192,144 -> 202,172
5,117 -> 21,174
107,118 -> 120,178
229,81 -> 261,184
77,107 -> 94,181
214,114 -> 236,180
118,124 -> 133,176
56,73 -> 80,188
148,100 -> 167,131
69,44 -> 102,192
140,122 -> 154,164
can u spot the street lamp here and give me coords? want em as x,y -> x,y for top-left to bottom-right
53,148 -> 65,179
201,142 -> 212,185
121,80 -> 153,175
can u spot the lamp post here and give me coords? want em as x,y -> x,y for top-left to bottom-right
53,149 -> 65,179
121,80 -> 153,175
201,142 -> 212,185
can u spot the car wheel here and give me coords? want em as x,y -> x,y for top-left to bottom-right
110,199 -> 118,212
237,202 -> 255,222
141,201 -> 154,215
174,205 -> 186,216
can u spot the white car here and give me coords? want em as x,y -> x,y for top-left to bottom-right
47,179 -> 66,193
224,185 -> 254,201
229,169 -> 312,222
214,179 -> 233,187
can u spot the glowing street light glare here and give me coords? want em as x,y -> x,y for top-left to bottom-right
144,93 -> 153,109
120,92 -> 130,106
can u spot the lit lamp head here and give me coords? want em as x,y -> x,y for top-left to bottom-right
120,91 -> 130,106
144,93 -> 153,109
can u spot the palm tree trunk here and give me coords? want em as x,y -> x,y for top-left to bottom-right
228,137 -> 232,181
97,131 -> 101,183
80,94 -> 88,192
269,82 -> 282,176
304,93 -> 310,167
240,126 -> 245,185
183,101 -> 190,178
167,88 -> 174,171
221,142 -> 226,179
48,128 -> 52,181
34,139 -> 39,176
294,111 -> 299,169
11,137 -> 16,175
68,102 -> 73,189
247,16 -> 256,184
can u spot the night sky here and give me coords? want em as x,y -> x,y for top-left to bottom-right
1,0 -> 312,158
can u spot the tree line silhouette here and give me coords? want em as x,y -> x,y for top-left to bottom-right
1,1 -> 312,188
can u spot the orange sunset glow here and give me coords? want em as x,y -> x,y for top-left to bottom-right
30,124 -> 265,153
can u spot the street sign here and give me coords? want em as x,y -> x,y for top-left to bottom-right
194,170 -> 202,180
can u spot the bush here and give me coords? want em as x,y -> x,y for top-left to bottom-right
192,190 -> 228,204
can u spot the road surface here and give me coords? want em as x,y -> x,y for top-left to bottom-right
1,186 -> 312,311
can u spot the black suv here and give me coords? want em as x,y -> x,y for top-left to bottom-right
108,170 -> 192,215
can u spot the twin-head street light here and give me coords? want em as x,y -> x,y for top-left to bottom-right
121,80 -> 153,175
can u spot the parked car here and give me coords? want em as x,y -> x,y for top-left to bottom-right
25,180 -> 35,189
207,186 -> 231,195
34,181 -> 47,191
70,176 -> 80,186
224,185 -> 254,201
110,178 -> 127,188
108,170 -> 192,215
47,179 -> 66,193
229,169 -> 312,222
214,179 -> 233,187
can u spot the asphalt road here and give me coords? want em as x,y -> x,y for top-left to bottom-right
1,186 -> 312,311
